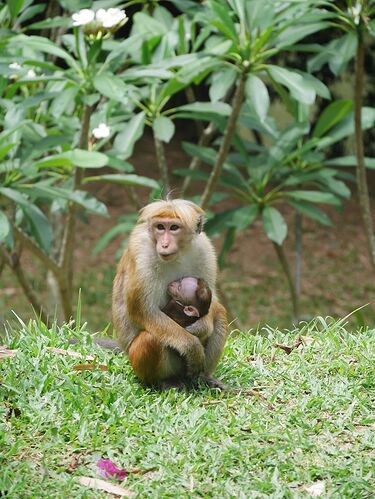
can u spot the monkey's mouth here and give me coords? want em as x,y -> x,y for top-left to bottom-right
159,252 -> 178,261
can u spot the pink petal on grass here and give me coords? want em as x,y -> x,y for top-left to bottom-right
97,458 -> 127,480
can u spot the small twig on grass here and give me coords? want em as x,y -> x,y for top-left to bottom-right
274,335 -> 303,354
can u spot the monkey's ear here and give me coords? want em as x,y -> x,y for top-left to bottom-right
196,215 -> 204,233
183,305 -> 200,318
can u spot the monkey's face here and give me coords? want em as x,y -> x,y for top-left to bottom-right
151,217 -> 190,261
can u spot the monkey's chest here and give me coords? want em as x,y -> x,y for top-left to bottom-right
153,260 -> 205,308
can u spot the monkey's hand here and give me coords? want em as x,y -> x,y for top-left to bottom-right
184,335 -> 205,377
186,313 -> 214,340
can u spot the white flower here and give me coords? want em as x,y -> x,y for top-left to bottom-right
9,62 -> 21,70
349,3 -> 362,25
92,123 -> 111,139
26,69 -> 36,79
72,8 -> 95,26
95,8 -> 127,29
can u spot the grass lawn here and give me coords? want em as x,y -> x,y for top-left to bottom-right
1,317 -> 374,498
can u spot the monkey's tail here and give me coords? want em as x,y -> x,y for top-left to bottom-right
68,336 -> 121,352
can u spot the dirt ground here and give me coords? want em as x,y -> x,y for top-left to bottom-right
1,131 -> 374,332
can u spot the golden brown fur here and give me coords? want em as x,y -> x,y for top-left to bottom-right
112,199 -> 228,386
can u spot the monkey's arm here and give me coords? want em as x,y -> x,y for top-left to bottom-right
142,310 -> 206,376
201,301 -> 228,375
185,312 -> 214,340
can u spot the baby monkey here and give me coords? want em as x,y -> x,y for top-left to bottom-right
162,277 -> 212,330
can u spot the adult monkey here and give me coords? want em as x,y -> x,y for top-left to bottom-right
112,199 -> 228,388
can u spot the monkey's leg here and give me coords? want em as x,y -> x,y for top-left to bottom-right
128,331 -> 185,386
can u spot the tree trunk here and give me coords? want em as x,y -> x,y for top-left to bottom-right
354,31 -> 375,269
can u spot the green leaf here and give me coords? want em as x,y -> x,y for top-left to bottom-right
209,0 -> 238,41
318,107 -> 375,147
0,143 -> 16,161
93,222 -> 135,255
313,100 -> 353,138
7,0 -> 24,18
286,190 -> 340,206
0,187 -> 52,252
122,67 -> 173,80
50,87 -> 78,118
35,150 -> 108,169
0,211 -> 10,241
114,112 -> 145,160
245,74 -> 269,122
267,65 -> 316,105
288,200 -> 332,226
262,206 -> 287,245
27,16 -> 72,30
325,156 -> 375,169
210,68 -> 237,102
8,35 -> 79,72
153,116 -> 175,143
205,208 -> 239,236
93,73 -> 128,102
175,101 -> 231,116
230,205 -> 258,230
84,174 -> 159,190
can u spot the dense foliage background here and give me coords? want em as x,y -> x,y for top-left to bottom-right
1,0 -> 375,330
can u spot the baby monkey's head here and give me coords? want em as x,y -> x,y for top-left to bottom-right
166,277 -> 212,321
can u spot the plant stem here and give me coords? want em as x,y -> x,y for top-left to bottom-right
181,122 -> 217,196
294,212 -> 302,312
200,71 -> 246,210
60,105 -> 92,309
272,242 -> 299,322
153,135 -> 170,193
0,247 -> 48,324
185,86 -> 204,138
354,30 -> 375,269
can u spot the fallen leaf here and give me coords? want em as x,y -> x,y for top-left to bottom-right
98,458 -> 126,480
46,347 -> 94,361
0,346 -> 18,359
274,335 -> 303,354
303,481 -> 325,497
78,476 -> 134,497
73,363 -> 108,371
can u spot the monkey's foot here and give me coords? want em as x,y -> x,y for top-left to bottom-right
197,374 -> 227,390
159,378 -> 188,390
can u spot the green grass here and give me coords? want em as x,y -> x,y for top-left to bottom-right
1,317 -> 374,498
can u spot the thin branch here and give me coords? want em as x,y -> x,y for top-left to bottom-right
13,226 -> 60,276
153,135 -> 170,193
60,105 -> 92,290
272,242 -> 299,322
0,247 -> 48,324
200,71 -> 246,210
354,30 -> 375,268
294,212 -> 302,306
181,122 -> 217,196
185,86 -> 204,138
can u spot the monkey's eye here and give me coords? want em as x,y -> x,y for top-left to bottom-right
170,225 -> 180,231
156,224 -> 165,231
